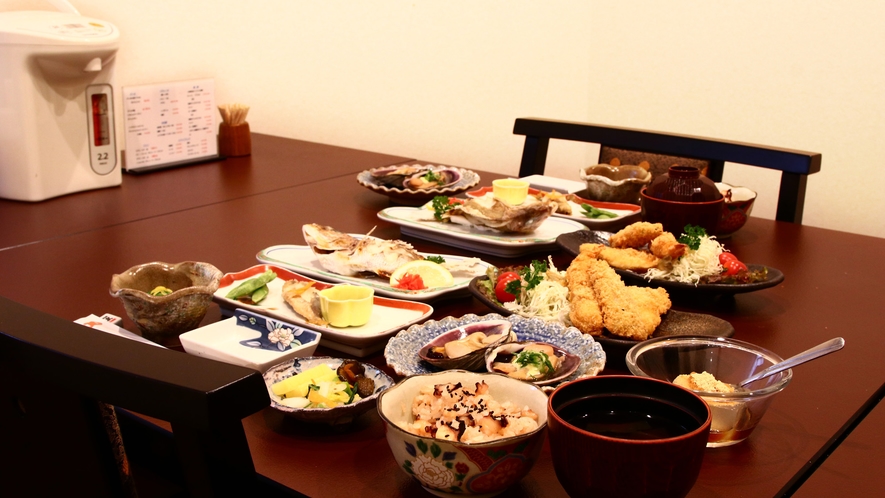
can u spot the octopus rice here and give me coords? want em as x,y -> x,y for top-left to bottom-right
406,380 -> 540,443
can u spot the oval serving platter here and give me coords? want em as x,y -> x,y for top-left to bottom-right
555,230 -> 784,295
467,275 -> 735,369
385,313 -> 606,392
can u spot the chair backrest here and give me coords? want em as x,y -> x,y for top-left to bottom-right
0,296 -> 270,497
513,117 -> 822,224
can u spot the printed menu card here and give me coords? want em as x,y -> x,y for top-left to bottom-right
122,78 -> 218,172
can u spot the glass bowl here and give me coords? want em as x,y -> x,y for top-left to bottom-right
625,336 -> 792,447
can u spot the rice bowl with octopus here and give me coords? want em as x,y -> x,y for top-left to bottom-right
378,370 -> 549,496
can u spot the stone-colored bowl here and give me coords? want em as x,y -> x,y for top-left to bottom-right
579,164 -> 652,204
109,261 -> 223,339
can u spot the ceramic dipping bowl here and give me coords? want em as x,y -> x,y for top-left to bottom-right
492,178 -> 530,205
319,284 -> 374,328
579,163 -> 652,204
109,261 -> 222,340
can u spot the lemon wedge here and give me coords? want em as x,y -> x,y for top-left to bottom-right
389,260 -> 454,289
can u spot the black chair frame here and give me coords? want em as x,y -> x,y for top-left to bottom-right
0,296 -> 277,497
514,117 -> 821,223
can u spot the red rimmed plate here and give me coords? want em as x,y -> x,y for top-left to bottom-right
466,186 -> 640,231
213,265 -> 433,357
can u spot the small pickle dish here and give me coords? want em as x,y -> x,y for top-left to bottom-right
264,356 -> 394,426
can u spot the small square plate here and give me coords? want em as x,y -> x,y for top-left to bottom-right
180,308 -> 321,371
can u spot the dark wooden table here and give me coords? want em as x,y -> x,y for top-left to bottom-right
0,134 -> 882,497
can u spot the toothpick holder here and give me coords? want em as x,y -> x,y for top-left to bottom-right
218,122 -> 252,157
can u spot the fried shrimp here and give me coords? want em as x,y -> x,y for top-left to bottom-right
580,243 -> 660,271
566,244 -> 671,339
583,260 -> 671,340
609,222 -> 663,249
566,248 -> 604,335
649,232 -> 687,260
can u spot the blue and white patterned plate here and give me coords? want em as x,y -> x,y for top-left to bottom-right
264,356 -> 395,425
385,313 -> 606,392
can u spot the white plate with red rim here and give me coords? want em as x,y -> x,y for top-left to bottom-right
466,186 -> 641,229
213,265 -> 434,357
255,245 -> 490,301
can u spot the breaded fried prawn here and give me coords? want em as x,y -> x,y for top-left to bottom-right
609,222 -> 664,249
566,249 -> 604,335
649,232 -> 687,260
583,260 -> 671,340
596,246 -> 660,271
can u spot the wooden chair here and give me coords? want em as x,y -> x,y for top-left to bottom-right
0,296 -> 297,498
513,117 -> 822,223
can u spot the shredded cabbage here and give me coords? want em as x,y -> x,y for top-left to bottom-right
503,258 -> 570,322
645,235 -> 724,284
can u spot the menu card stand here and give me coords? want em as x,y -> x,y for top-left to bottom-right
122,78 -> 220,174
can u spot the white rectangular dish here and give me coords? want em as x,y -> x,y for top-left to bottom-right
180,309 -> 321,372
213,265 -> 434,357
377,205 -> 588,258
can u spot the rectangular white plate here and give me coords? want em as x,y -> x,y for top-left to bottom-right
213,265 -> 434,357
254,249 -> 489,301
179,315 -> 321,372
377,205 -> 588,258
466,187 -> 641,229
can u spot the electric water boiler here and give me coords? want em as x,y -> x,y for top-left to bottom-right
0,8 -> 121,201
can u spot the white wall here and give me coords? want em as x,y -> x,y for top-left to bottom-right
7,0 -> 884,237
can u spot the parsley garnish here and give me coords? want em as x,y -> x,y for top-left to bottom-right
425,255 -> 445,264
503,260 -> 548,297
520,260 -> 548,291
678,224 -> 707,251
431,196 -> 456,221
422,170 -> 441,183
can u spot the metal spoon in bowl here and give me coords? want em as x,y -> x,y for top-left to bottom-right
738,337 -> 845,388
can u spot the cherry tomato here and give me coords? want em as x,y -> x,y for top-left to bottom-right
494,271 -> 520,303
718,252 -> 748,275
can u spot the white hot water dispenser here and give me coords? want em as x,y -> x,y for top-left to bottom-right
0,6 -> 120,201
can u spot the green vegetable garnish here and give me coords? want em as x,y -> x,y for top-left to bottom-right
149,286 -> 173,297
431,196 -> 457,221
422,170 -> 442,183
519,260 -> 548,291
250,285 -> 269,304
344,383 -> 357,404
580,203 -> 617,219
504,260 -> 548,297
226,270 -> 277,300
677,225 -> 707,251
425,255 -> 445,264
515,350 -> 554,376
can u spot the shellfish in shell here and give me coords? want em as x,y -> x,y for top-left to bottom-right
403,167 -> 462,190
446,193 -> 555,233
485,341 -> 581,386
417,320 -> 516,371
370,165 -> 462,191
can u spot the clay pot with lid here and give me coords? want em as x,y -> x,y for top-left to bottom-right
640,165 -> 724,236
